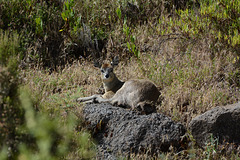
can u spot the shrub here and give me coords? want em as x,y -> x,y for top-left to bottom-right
176,0 -> 240,53
0,30 -> 95,159
0,0 -> 117,68
0,0 -> 65,68
17,88 -> 95,160
0,30 -> 23,158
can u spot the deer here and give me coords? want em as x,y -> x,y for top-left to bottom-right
77,56 -> 160,114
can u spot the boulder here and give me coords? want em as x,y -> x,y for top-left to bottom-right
189,102 -> 240,148
82,103 -> 186,159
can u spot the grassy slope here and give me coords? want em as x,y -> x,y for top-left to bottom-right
2,0 -> 239,159
23,30 -> 239,125
23,41 -> 240,159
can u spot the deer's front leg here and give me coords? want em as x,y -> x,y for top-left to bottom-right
77,94 -> 112,104
77,95 -> 99,103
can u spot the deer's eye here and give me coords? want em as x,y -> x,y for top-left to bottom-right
108,68 -> 113,72
101,69 -> 104,73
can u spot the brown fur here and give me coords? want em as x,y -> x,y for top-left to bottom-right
102,63 -> 111,68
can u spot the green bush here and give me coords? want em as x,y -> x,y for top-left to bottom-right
17,88 -> 95,160
176,0 -> 240,52
0,30 -> 23,159
0,0 -> 116,67
0,30 -> 95,159
0,0 -> 65,67
201,0 -> 240,48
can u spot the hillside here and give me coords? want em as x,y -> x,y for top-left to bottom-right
0,0 -> 240,159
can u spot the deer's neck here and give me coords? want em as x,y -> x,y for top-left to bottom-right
103,76 -> 124,93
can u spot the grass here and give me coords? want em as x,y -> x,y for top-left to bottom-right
20,36 -> 240,159
1,0 -> 240,159
20,44 -> 240,158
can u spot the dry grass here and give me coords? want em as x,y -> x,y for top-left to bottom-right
21,52 -> 240,159
2,0 -> 239,158
22,41 -> 240,123
22,32 -> 240,126
17,1 -> 240,159
21,30 -> 240,158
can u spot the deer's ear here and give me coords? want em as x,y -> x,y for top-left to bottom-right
111,56 -> 119,67
94,60 -> 101,68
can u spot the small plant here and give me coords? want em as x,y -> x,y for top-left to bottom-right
204,134 -> 219,160
60,0 -> 80,32
35,17 -> 43,35
0,30 -> 20,67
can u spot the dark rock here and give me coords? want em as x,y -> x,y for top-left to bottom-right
189,102 -> 240,148
82,103 -> 186,158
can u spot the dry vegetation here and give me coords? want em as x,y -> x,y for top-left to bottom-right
1,0 -> 240,159
23,36 -> 240,126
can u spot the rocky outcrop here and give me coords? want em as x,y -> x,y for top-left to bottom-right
189,102 -> 240,148
82,103 -> 186,159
